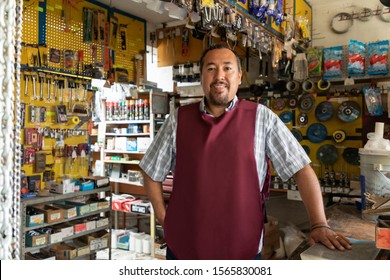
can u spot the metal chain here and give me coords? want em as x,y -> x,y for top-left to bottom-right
0,0 -> 23,260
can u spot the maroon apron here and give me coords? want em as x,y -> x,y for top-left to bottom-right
164,100 -> 268,259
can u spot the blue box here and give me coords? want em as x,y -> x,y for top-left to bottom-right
126,138 -> 137,151
80,181 -> 94,191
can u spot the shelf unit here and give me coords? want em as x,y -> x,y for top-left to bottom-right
95,90 -> 157,254
20,186 -> 112,260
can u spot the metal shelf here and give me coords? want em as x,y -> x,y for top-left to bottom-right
105,120 -> 150,124
21,187 -> 111,206
23,208 -> 111,232
20,186 -> 112,260
23,225 -> 111,254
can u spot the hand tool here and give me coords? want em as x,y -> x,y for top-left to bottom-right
31,74 -> 37,100
24,73 -> 29,96
46,76 -> 51,101
38,72 -> 45,100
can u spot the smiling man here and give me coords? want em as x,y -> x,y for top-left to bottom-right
140,44 -> 351,260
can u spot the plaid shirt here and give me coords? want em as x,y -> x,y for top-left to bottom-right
139,96 -> 311,188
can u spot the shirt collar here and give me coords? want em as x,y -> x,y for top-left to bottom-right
199,95 -> 238,115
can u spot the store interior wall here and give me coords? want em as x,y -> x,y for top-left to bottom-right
310,0 -> 390,48
143,0 -> 390,231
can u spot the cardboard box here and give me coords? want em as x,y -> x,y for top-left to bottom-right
26,213 -> 44,227
69,220 -> 87,234
25,251 -> 56,260
33,204 -> 63,224
53,223 -> 74,238
130,200 -> 150,214
50,244 -> 77,260
50,183 -> 74,194
61,201 -> 90,216
98,200 -> 110,210
117,233 -> 130,250
262,216 -> 280,260
376,215 -> 390,250
25,232 -> 48,247
85,220 -> 96,231
49,231 -> 63,244
96,217 -> 109,228
154,240 -> 166,260
52,203 -> 77,219
83,176 -> 109,188
68,239 -> 90,257
88,202 -> 98,212
126,138 -> 137,151
137,137 -> 151,152
80,230 -> 109,251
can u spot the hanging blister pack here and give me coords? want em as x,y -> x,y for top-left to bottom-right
367,40 -> 389,76
323,46 -> 343,79
363,86 -> 383,116
348,39 -> 366,77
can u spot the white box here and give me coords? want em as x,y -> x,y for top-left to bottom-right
86,220 -> 96,231
115,137 -> 127,151
106,138 -> 115,150
49,231 -> 63,244
96,217 -> 109,228
137,137 -> 151,152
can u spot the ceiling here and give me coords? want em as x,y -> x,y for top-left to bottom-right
94,0 -> 178,25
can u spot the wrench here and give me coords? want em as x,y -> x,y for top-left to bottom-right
24,73 -> 29,96
81,82 -> 87,102
38,72 -> 45,101
46,76 -> 51,101
31,74 -> 37,100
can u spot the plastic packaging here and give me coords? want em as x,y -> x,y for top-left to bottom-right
348,40 -> 366,77
367,40 -> 389,75
363,86 -> 383,116
323,46 -> 343,79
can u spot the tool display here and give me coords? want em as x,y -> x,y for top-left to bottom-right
315,101 -> 334,122
337,100 -> 361,122
307,123 -> 328,143
298,93 -> 316,113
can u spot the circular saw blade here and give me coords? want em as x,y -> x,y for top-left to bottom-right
317,144 -> 339,165
298,93 -> 316,113
337,101 -> 361,122
307,123 -> 328,143
315,101 -> 334,122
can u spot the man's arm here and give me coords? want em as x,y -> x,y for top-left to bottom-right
142,171 -> 166,227
294,164 -> 352,250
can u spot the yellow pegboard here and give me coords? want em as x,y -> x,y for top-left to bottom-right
270,94 -> 363,181
111,12 -> 146,83
22,0 -> 39,44
45,0 -> 105,71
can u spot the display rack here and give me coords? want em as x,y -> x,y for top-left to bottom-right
96,90 -> 156,254
20,186 -> 112,260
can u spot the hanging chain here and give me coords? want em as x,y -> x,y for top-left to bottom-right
0,0 -> 23,260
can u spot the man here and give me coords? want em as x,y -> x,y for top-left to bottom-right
140,44 -> 351,260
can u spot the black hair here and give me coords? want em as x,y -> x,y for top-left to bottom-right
199,44 -> 242,74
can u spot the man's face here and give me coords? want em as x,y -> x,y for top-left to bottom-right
200,48 -> 242,108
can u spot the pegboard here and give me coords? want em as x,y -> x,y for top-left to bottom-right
111,11 -> 146,83
269,92 -> 363,182
22,0 -> 39,44
45,0 -> 105,71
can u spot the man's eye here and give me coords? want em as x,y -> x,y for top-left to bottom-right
207,67 -> 216,72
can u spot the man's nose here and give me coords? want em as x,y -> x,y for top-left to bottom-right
215,68 -> 225,80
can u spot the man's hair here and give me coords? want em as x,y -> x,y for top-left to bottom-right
199,44 -> 242,74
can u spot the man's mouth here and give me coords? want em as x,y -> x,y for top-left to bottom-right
211,82 -> 229,90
